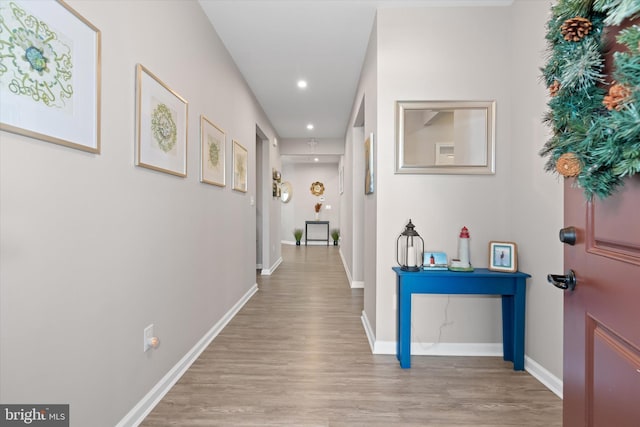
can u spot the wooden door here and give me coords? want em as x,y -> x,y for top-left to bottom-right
561,176 -> 640,426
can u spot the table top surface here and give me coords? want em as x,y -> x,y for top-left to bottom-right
392,266 -> 530,278
305,220 -> 329,224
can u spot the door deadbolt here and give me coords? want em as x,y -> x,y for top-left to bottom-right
559,226 -> 577,246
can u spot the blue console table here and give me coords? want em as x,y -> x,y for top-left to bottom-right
393,267 -> 530,370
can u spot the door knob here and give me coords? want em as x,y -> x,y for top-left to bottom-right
547,270 -> 577,291
559,226 -> 577,245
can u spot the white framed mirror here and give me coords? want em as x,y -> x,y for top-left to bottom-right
280,181 -> 292,203
395,100 -> 496,174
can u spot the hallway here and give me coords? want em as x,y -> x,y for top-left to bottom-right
141,245 -> 561,426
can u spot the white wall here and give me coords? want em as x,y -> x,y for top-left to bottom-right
280,163 -> 340,242
352,1 -> 563,386
0,1 -> 280,425
346,19 -> 378,319
509,0 -> 564,385
376,4 -> 513,345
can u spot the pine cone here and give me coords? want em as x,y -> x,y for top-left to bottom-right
556,153 -> 581,177
549,80 -> 560,97
603,83 -> 631,111
561,17 -> 592,42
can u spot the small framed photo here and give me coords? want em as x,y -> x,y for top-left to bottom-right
489,241 -> 517,272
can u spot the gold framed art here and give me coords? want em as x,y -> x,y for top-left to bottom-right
232,140 -> 248,192
0,0 -> 101,153
135,64 -> 188,177
365,133 -> 374,194
200,115 -> 225,187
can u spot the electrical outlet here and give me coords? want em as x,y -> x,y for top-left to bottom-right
143,324 -> 154,352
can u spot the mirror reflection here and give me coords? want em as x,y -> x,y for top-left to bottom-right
280,181 -> 292,203
395,100 -> 496,174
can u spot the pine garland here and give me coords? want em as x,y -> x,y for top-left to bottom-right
541,0 -> 640,199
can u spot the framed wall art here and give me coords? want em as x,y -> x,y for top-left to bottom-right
0,0 -> 101,153
135,64 -> 188,177
200,115 -> 225,186
365,133 -> 374,194
232,140 -> 248,192
488,241 -> 518,273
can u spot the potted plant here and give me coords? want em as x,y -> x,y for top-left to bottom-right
293,228 -> 303,246
331,229 -> 340,246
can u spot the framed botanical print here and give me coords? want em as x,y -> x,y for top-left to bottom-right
0,0 -> 101,153
232,140 -> 248,192
365,133 -> 374,194
135,64 -> 188,177
200,115 -> 225,186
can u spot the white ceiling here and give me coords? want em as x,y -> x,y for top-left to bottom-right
198,0 -> 513,142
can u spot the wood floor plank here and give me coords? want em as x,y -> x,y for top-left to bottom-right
141,245 -> 561,426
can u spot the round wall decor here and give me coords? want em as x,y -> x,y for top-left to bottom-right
310,181 -> 325,196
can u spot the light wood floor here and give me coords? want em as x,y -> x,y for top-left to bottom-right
141,245 -> 561,426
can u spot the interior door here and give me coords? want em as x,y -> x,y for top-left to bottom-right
559,176 -> 640,426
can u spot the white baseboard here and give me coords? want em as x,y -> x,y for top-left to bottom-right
261,256 -> 282,275
116,284 -> 258,427
525,356 -> 563,398
339,249 -> 364,289
281,240 -> 331,246
361,310 -> 376,352
360,312 -> 561,397
371,339 -> 502,356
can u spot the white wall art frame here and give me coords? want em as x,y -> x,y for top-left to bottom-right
135,64 -> 188,177
0,0 -> 101,153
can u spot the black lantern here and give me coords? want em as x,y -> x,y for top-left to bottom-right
396,219 -> 424,271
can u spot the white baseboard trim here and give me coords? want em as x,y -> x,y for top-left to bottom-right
361,310 -> 376,352
339,249 -> 364,289
360,309 -> 562,398
525,356 -> 563,398
261,256 -> 282,275
281,240 -> 331,246
371,340 -> 503,356
340,248 -> 352,281
116,284 -> 259,427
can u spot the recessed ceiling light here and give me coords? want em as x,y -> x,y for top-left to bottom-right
314,158 -> 319,162
306,123 -> 314,130
297,80 -> 307,89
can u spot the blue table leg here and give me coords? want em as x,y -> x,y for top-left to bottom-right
513,280 -> 526,371
398,283 -> 412,368
396,278 -> 401,362
502,294 -> 514,363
